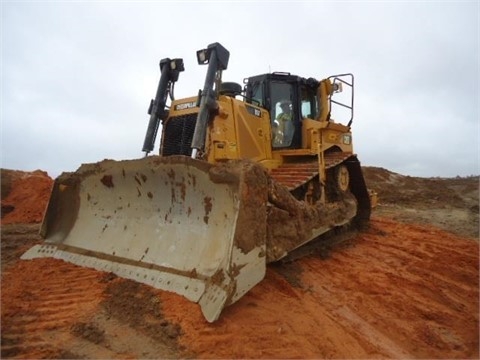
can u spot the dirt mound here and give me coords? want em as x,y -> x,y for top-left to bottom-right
363,166 -> 479,238
363,166 -> 478,208
1,169 -> 53,224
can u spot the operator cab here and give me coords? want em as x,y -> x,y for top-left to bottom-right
244,72 -> 320,149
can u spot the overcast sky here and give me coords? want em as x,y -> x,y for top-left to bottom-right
2,1 -> 478,178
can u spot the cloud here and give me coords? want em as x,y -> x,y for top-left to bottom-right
1,1 -> 478,178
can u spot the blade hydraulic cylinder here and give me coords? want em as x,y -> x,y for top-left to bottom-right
191,43 -> 230,158
142,58 -> 184,155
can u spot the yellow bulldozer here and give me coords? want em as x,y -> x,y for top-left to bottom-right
23,42 -> 374,322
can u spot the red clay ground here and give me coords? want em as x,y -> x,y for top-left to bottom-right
1,167 -> 478,359
1,169 -> 53,225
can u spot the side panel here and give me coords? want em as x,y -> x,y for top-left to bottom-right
207,97 -> 272,163
302,119 -> 353,154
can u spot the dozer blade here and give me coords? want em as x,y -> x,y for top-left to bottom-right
22,156 -> 269,322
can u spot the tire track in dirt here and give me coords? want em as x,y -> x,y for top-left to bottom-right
335,245 -> 475,314
1,258 -> 105,358
298,218 -> 479,359
158,267 -> 383,358
1,255 -> 188,359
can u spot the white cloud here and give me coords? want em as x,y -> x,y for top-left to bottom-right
1,1 -> 478,178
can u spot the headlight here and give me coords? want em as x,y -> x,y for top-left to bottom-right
342,134 -> 351,145
196,49 -> 209,64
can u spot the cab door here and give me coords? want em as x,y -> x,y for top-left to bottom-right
269,81 -> 301,149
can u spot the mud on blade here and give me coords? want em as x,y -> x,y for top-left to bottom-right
22,156 -> 269,322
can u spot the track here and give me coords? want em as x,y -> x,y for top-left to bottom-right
269,151 -> 352,190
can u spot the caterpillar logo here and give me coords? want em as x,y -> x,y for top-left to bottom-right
174,101 -> 197,111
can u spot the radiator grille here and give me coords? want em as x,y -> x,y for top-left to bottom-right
161,113 -> 197,156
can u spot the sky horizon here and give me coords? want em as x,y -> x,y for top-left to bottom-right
2,1 -> 479,179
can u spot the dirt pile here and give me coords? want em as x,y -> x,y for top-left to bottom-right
362,167 -> 478,210
363,167 -> 479,238
1,169 -> 53,224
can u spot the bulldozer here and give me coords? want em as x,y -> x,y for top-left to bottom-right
22,42 -> 374,322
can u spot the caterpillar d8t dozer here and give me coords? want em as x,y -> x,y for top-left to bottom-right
23,42 -> 373,322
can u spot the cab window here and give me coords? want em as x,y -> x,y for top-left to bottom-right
300,86 -> 318,119
248,82 -> 264,107
270,81 -> 295,148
